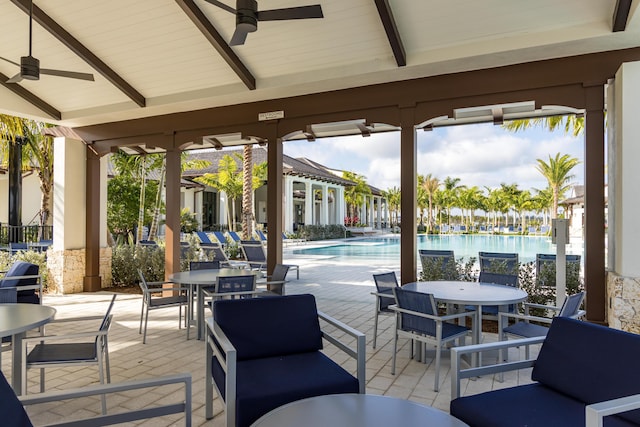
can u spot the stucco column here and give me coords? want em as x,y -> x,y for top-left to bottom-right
608,61 -> 640,333
321,184 -> 329,225
376,196 -> 382,229
284,176 -> 294,233
266,131 -> 283,275
165,149 -> 181,279
369,195 -> 374,228
304,181 -> 313,226
337,187 -> 345,226
400,106 -> 417,285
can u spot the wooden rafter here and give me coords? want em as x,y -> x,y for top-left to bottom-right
10,0 -> 146,107
0,71 -> 61,120
612,0 -> 633,32
374,0 -> 406,67
175,0 -> 256,90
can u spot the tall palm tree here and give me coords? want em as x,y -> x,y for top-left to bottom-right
513,190 -> 533,232
499,183 -> 521,227
242,145 -> 254,239
196,154 -> 244,231
535,153 -> 580,219
382,187 -> 400,228
442,176 -> 465,226
458,186 -> 482,229
343,171 -> 371,224
420,173 -> 440,232
503,115 -> 584,137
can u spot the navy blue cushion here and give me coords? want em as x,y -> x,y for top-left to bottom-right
212,351 -> 359,427
532,317 -> 640,425
213,294 -> 323,360
1,262 -> 39,302
0,370 -> 33,427
450,383 -> 635,427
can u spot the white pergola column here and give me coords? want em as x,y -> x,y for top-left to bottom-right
304,180 -> 313,226
608,60 -> 640,331
339,187 -> 346,225
376,196 -> 382,229
219,191 -> 228,226
321,184 -> 329,225
284,176 -> 294,233
369,196 -> 374,228
360,200 -> 366,224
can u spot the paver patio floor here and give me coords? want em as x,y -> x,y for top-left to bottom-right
5,243 -> 537,426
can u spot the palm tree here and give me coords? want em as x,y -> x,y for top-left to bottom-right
442,176 -> 465,226
420,173 -> 440,232
503,115 -> 584,137
242,145 -> 253,239
343,171 -> 371,224
416,180 -> 427,227
535,153 -> 580,219
499,183 -> 521,227
532,187 -> 554,227
458,186 -> 482,229
195,154 -> 244,231
382,187 -> 400,228
513,190 -> 533,232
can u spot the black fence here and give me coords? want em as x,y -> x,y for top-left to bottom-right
0,224 -> 53,245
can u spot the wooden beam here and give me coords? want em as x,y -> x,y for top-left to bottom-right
175,0 -> 256,90
11,0 -> 146,107
374,0 -> 406,67
612,0 -> 632,32
0,71 -> 61,120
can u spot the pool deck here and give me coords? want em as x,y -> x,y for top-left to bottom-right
9,239 -> 538,426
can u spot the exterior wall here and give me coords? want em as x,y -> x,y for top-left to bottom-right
607,272 -> 640,334
0,173 -> 41,224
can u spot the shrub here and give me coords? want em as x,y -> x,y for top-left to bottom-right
0,250 -> 49,291
419,256 -> 476,282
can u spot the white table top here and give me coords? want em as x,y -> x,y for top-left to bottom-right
0,304 -> 56,337
169,268 -> 261,285
403,281 -> 527,305
251,394 -> 469,427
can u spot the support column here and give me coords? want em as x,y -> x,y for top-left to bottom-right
369,196 -> 374,228
337,187 -> 345,227
165,148 -> 181,280
284,176 -> 293,233
584,84 -> 606,325
7,138 -> 23,242
84,149 -> 101,291
304,181 -> 313,226
608,62 -> 640,333
400,106 -> 417,285
321,184 -> 329,225
376,196 -> 382,229
266,122 -> 283,277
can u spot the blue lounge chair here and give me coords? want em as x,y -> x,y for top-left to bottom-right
227,231 -> 243,243
212,231 -> 228,245
195,231 -> 215,246
255,230 -> 268,243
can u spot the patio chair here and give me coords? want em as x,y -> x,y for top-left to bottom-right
471,270 -> 520,320
498,291 -> 586,360
0,261 -> 42,304
205,294 -> 365,427
419,249 -> 457,281
240,240 -> 300,278
227,231 -> 242,243
259,263 -> 290,295
391,288 -> 474,392
535,253 -> 581,287
478,251 -> 519,275
201,242 -> 233,268
203,274 -> 258,311
9,242 -> 28,254
22,295 -> 117,413
0,369 -> 193,427
371,271 -> 399,349
189,260 -> 220,271
137,270 -> 188,344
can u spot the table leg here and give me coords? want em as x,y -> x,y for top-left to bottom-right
12,332 -> 25,395
198,286 -> 204,341
186,285 -> 194,340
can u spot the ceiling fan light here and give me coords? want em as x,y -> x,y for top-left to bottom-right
20,55 -> 39,80
237,21 -> 257,33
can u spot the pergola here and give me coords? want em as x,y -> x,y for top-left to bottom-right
2,0 -> 640,328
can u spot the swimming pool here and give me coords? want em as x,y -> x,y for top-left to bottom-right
292,234 -> 583,263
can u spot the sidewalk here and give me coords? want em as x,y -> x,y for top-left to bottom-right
9,250 -> 535,426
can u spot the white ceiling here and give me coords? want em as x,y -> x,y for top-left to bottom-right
1,0 -> 638,127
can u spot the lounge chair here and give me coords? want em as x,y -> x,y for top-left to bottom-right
282,232 -> 305,245
240,240 -> 300,279
255,229 -> 268,243
212,231 -> 228,246
227,231 -> 242,243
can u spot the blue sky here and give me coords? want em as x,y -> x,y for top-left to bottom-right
283,122 -> 584,193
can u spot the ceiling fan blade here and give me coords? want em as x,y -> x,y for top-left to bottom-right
202,0 -> 236,14
0,56 -> 20,67
40,68 -> 95,81
229,26 -> 250,46
257,5 -> 323,21
6,73 -> 23,83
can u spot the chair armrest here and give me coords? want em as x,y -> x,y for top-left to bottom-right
205,317 -> 237,425
371,292 -> 395,300
524,302 -> 561,311
318,310 -> 366,393
22,329 -> 108,344
19,373 -> 192,427
498,311 -> 554,324
585,393 -> 640,427
391,306 -> 476,323
450,336 -> 546,400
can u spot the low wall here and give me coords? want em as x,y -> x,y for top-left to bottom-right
607,271 -> 640,334
46,247 -> 112,294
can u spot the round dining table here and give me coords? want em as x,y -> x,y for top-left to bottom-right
0,304 -> 56,394
402,281 -> 528,360
169,268 -> 263,340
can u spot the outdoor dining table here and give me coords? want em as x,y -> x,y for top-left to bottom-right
402,281 -> 528,364
0,303 -> 56,394
169,268 -> 263,340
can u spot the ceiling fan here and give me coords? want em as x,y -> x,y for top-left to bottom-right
204,0 -> 323,46
0,0 -> 94,83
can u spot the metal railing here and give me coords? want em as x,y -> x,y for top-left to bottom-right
0,224 -> 53,245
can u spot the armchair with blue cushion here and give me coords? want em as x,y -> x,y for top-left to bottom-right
0,261 -> 42,305
205,294 -> 366,427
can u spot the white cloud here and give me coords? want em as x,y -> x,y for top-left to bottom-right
283,122 -> 584,193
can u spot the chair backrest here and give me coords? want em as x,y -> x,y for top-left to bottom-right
216,275 -> 256,295
393,288 -> 438,337
373,272 -> 399,310
419,250 -> 456,281
212,231 -> 227,245
478,251 -> 519,273
241,241 -> 266,262
9,242 -> 28,251
535,253 -> 581,286
96,295 -> 117,348
255,230 -> 267,241
558,291 -> 585,318
0,287 -> 17,303
196,231 -> 213,244
271,264 -> 290,282
137,269 -> 150,294
478,270 -> 518,287
227,231 -> 242,242
190,261 -> 220,270
202,242 -> 229,263
0,261 -> 39,288
213,294 -> 323,360
0,370 -> 32,425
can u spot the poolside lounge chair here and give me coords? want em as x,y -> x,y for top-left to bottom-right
255,229 -> 268,243
240,240 -> 300,279
212,231 -> 228,246
282,232 -> 305,245
195,231 -> 216,247
227,231 -> 242,243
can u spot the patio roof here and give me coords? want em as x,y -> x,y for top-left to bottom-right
0,0 -> 638,128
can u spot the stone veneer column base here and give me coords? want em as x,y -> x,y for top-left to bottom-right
607,271 -> 640,334
46,247 -> 113,294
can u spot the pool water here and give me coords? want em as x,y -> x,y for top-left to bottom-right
292,234 -> 583,263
